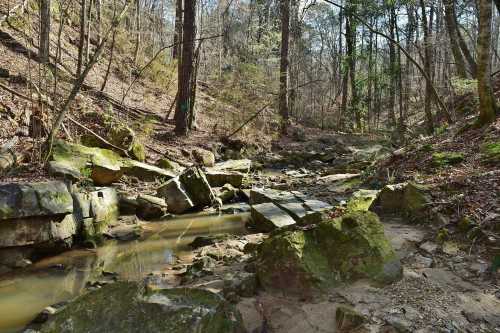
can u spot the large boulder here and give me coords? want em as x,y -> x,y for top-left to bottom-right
0,181 -> 73,219
256,211 -> 401,295
50,140 -> 124,185
157,178 -> 195,214
50,140 -> 175,185
250,202 -> 296,232
136,194 -> 168,220
0,213 -> 77,248
205,170 -> 244,188
179,167 -> 216,208
370,182 -> 431,220
37,281 -> 246,333
192,147 -> 215,167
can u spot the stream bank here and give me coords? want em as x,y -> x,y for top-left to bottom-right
0,132 -> 499,333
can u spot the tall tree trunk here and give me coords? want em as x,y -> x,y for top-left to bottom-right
443,0 -> 467,78
289,0 -> 300,119
388,8 -> 397,127
77,0 -> 87,76
39,0 -> 51,64
133,0 -> 140,64
419,0 -> 435,134
172,0 -> 182,59
477,0 -> 497,125
454,7 -> 477,77
279,0 -> 290,134
174,0 -> 196,135
346,8 -> 359,130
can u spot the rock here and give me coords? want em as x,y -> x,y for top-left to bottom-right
250,188 -> 333,225
220,202 -> 251,214
318,173 -> 360,182
205,170 -> 244,188
157,157 -> 182,172
77,187 -> 119,242
0,213 -> 77,248
335,305 -> 366,332
412,254 -> 433,268
179,167 -> 216,208
223,272 -> 257,298
0,181 -> 73,220
117,194 -> 140,215
419,241 -> 438,254
0,68 -> 10,78
216,184 -> 238,203
32,306 -> 58,324
370,182 -> 431,220
345,189 -> 379,212
189,234 -> 231,248
192,147 -> 215,167
157,178 -> 195,214
256,211 -> 401,295
212,159 -> 252,173
37,281 -> 246,333
432,152 -> 464,167
51,140 -> 174,185
121,159 -> 176,182
250,202 -> 296,232
136,194 -> 168,220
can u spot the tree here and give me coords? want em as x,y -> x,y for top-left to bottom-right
39,0 -> 51,63
476,0 -> 497,125
279,0 -> 290,134
174,0 -> 196,135
443,0 -> 467,78
77,0 -> 87,76
172,0 -> 182,59
419,0 -> 435,134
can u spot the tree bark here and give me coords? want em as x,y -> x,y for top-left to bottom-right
77,0 -> 87,76
443,0 -> 467,78
346,9 -> 360,130
388,7 -> 397,128
133,0 -> 140,64
174,0 -> 196,135
39,0 -> 51,64
477,0 -> 497,125
419,0 -> 435,134
172,0 -> 182,59
279,0 -> 290,134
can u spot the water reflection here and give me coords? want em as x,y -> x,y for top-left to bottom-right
0,213 -> 249,333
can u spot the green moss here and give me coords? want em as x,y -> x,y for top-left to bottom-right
346,190 -> 379,213
256,211 -> 401,295
421,143 -> 433,152
131,141 -> 146,162
0,205 -> 14,219
432,152 -> 464,167
436,228 -> 449,243
39,282 -> 245,333
481,141 -> 500,163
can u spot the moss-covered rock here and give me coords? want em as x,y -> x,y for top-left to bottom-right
131,141 -> 146,162
336,305 -> 366,332
256,211 -> 401,295
432,152 -> 464,167
38,282 -> 246,333
370,182 -> 431,221
346,189 -> 379,213
481,141 -> 500,164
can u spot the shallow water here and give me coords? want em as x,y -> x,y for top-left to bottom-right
0,213 -> 249,333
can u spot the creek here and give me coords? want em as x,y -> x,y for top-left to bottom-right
0,213 -> 249,333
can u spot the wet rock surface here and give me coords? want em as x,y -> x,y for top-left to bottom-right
35,281 -> 246,333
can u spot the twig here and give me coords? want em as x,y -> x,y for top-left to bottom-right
226,102 -> 272,139
67,116 -> 129,155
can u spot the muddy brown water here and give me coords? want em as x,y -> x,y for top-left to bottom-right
0,213 -> 249,333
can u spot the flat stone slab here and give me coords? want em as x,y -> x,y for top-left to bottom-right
318,173 -> 360,182
0,181 -> 73,220
250,202 -> 296,232
205,170 -> 244,187
250,188 -> 297,205
212,159 -> 252,173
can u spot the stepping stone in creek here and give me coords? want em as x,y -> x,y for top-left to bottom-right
250,202 -> 296,232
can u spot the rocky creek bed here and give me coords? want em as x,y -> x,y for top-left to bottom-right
0,135 -> 499,333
